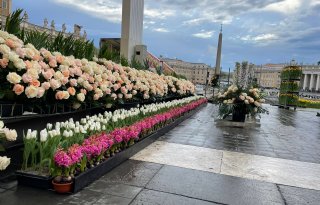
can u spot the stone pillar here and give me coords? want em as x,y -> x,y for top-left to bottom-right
316,74 -> 320,91
310,74 -> 314,91
120,0 -> 144,62
303,74 -> 308,90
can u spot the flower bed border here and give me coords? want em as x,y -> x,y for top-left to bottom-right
16,102 -> 206,192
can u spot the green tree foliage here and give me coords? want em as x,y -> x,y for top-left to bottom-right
4,9 -> 24,37
130,56 -> 145,70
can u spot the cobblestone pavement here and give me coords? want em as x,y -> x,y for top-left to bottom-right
0,103 -> 319,205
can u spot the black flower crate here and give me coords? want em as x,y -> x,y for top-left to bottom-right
15,103 -> 206,193
16,171 -> 53,190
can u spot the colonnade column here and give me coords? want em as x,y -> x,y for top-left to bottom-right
309,74 -> 314,90
303,74 -> 308,90
316,74 -> 320,91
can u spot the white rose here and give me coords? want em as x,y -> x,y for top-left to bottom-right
0,156 -> 11,171
244,100 -> 249,104
3,128 -> 17,141
0,120 -> 4,129
77,93 -> 85,102
25,85 -> 38,98
6,72 -> 22,84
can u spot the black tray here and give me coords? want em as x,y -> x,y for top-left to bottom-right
15,103 -> 206,193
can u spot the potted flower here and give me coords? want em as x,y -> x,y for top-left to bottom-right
51,146 -> 82,193
216,85 -> 268,122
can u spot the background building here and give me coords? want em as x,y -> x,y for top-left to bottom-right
0,0 -> 11,17
0,1 -> 87,39
301,65 -> 320,92
253,63 -> 320,92
161,58 -> 215,85
253,64 -> 283,89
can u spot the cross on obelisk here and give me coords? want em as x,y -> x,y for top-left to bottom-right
215,24 -> 223,75
120,0 -> 144,62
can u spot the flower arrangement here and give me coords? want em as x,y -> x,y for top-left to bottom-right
49,97 -> 207,182
279,93 -> 299,106
281,66 -> 302,80
298,98 -> 320,109
216,85 -> 268,120
280,81 -> 299,92
21,96 -> 205,176
0,120 -> 17,171
279,65 -> 301,107
0,30 -> 195,114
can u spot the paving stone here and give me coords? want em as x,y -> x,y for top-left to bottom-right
101,160 -> 163,187
94,195 -> 132,205
159,104 -> 320,164
278,185 -> 320,205
59,189 -> 103,205
86,180 -> 141,199
131,189 -> 219,205
146,165 -> 284,205
0,188 -> 6,193
0,186 -> 67,205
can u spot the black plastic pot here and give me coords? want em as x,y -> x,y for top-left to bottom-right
232,105 -> 247,122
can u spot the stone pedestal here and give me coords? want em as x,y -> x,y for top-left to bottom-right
215,115 -> 261,128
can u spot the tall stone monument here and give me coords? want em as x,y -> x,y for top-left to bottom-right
215,24 -> 223,75
120,0 -> 145,63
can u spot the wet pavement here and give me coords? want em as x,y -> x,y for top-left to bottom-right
0,103 -> 320,204
161,104 -> 320,163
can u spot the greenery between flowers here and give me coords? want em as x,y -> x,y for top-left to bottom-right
279,94 -> 299,106
216,85 -> 268,119
280,66 -> 302,80
280,81 -> 299,92
20,96 -> 205,178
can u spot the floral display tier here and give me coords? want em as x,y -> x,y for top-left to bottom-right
15,100 -> 206,193
278,65 -> 302,109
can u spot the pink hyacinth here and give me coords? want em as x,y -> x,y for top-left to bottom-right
54,149 -> 73,167
68,144 -> 83,164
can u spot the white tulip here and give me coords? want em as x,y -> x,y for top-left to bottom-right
40,129 -> 48,142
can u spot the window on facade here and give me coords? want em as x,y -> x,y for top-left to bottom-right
2,0 -> 7,9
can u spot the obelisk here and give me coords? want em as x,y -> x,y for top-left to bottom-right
215,24 -> 223,75
120,0 -> 144,62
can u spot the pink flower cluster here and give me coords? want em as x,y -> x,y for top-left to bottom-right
53,98 -> 207,168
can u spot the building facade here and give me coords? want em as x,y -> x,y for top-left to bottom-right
254,64 -> 320,91
0,0 -> 11,17
253,64 -> 283,89
161,58 -> 215,85
301,65 -> 320,92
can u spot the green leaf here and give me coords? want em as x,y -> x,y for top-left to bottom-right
0,144 -> 5,152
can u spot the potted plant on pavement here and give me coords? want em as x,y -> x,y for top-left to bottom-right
216,85 -> 268,122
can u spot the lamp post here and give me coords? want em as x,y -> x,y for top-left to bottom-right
204,67 -> 209,98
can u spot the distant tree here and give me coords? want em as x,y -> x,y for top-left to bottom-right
318,61 -> 320,66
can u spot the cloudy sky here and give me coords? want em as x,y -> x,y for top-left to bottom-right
13,0 -> 320,71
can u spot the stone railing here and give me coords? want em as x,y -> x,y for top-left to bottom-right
0,13 -> 87,40
146,52 -> 174,75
